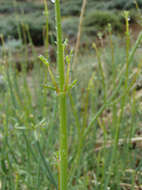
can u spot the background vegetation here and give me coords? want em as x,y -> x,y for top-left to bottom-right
0,0 -> 142,45
0,0 -> 142,189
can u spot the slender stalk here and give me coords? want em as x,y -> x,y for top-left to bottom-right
55,0 -> 68,190
93,43 -> 106,103
124,11 -> 130,91
43,0 -> 49,58
69,88 -> 89,183
73,0 -> 87,68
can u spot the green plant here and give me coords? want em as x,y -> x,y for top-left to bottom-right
39,0 -> 73,189
73,0 -> 87,68
54,1 -> 68,189
1,0 -> 142,190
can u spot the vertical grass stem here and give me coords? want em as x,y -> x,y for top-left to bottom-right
55,1 -> 68,190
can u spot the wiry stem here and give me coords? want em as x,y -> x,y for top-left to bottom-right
73,0 -> 87,68
55,0 -> 68,190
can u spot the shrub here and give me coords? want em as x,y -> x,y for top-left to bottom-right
84,10 -> 124,36
0,13 -> 55,46
60,0 -> 82,16
0,39 -> 23,54
60,0 -> 110,16
0,16 -> 18,39
62,17 -> 79,39
129,9 -> 140,24
108,0 -> 142,10
0,0 -> 44,14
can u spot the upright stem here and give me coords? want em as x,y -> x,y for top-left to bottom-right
73,0 -> 87,68
55,0 -> 65,90
55,0 -> 68,190
44,0 -> 49,58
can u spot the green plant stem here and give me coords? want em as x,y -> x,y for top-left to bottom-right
73,0 -> 87,68
93,43 -> 106,103
44,0 -> 49,58
69,89 -> 89,183
55,0 -> 68,190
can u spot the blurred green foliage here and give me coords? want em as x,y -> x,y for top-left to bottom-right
0,12 -> 54,45
62,17 -> 79,39
84,10 -> 124,36
0,0 -> 44,14
0,0 -> 142,46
